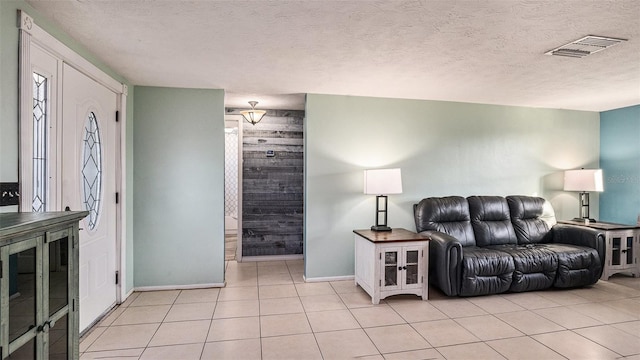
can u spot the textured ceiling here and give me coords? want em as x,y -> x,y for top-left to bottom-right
25,0 -> 640,111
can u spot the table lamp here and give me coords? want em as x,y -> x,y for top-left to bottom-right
364,168 -> 403,231
564,168 -> 603,222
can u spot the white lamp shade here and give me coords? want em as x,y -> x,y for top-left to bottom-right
564,169 -> 604,192
364,168 -> 403,195
240,109 -> 266,124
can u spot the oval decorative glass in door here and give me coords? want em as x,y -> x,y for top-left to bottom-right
82,111 -> 102,230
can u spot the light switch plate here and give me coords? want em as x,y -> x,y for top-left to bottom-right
0,182 -> 20,206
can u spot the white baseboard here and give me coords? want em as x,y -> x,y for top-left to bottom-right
303,275 -> 355,283
134,283 -> 226,292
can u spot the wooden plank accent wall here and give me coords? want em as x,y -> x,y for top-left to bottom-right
227,109 -> 304,257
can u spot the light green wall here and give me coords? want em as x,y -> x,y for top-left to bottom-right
125,86 -> 135,292
133,86 -> 225,287
1,1 -> 22,186
600,104 -> 640,225
0,0 -> 135,293
305,94 -> 600,279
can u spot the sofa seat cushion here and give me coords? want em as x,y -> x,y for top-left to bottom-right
487,244 -> 558,292
460,247 -> 514,296
543,244 -> 601,288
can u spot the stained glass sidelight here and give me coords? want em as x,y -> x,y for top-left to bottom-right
82,112 -> 102,230
32,73 -> 48,212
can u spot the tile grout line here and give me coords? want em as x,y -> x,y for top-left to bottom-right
292,264 -> 326,359
521,333 -> 571,360
332,279 -> 385,358
136,290 -> 181,358
570,327 -> 627,358
197,287 -> 221,360
79,263 -> 640,360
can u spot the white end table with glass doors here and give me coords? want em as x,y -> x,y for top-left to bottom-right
354,228 -> 430,304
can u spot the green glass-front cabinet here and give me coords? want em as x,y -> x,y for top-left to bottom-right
0,212 -> 87,359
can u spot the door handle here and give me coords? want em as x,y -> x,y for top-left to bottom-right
37,321 -> 51,333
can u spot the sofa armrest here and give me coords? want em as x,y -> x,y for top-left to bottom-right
551,224 -> 605,266
420,230 -> 463,296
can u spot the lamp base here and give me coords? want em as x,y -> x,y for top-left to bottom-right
572,217 -> 597,223
371,225 -> 392,232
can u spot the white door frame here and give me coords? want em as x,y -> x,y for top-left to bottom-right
224,115 -> 244,262
17,11 -> 127,303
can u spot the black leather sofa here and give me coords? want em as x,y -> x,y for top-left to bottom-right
414,195 -> 604,297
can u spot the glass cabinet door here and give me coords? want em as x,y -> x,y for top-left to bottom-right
610,231 -> 637,268
381,245 -> 423,291
625,236 -> 634,266
383,249 -> 400,288
1,228 -> 75,360
612,236 -> 621,266
3,237 -> 40,359
404,250 -> 419,285
48,237 -> 68,317
46,233 -> 70,360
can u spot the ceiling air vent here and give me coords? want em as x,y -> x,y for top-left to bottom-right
545,35 -> 627,58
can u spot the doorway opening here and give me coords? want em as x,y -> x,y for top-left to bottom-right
224,119 -> 242,261
224,94 -> 305,264
228,108 -> 305,260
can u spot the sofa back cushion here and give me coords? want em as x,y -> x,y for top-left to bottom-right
414,196 -> 476,246
506,195 -> 555,244
468,196 -> 518,246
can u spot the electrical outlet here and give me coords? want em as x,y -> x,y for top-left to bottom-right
0,182 -> 20,206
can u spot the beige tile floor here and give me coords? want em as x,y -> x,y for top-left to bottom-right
80,261 -> 640,360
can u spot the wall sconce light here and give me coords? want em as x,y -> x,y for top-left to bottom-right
564,168 -> 604,222
364,168 -> 403,231
240,101 -> 266,125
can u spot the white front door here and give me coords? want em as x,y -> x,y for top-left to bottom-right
62,64 -> 118,332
